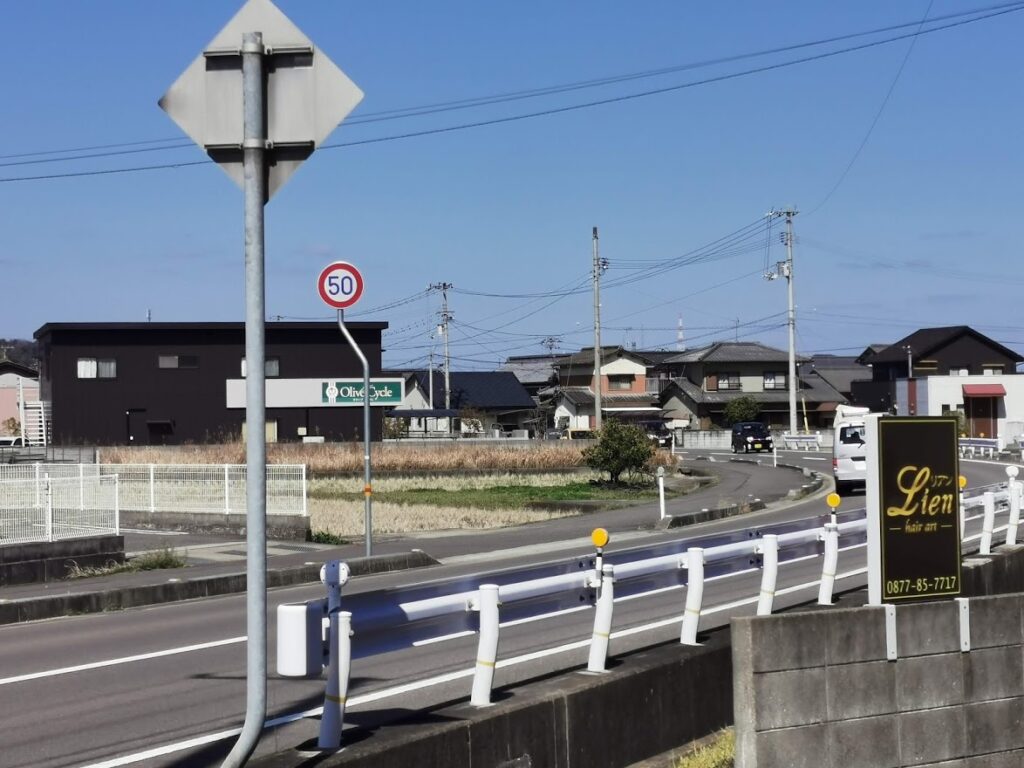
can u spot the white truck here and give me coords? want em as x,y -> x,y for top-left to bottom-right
832,405 -> 873,495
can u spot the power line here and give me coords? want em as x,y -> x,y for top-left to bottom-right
8,1 -> 1019,166
5,3 -> 1021,185
806,0 -> 935,215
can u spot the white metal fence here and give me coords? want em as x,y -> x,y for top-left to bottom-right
0,464 -> 307,518
0,475 -> 119,545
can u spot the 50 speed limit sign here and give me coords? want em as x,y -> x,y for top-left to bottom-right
317,261 -> 364,309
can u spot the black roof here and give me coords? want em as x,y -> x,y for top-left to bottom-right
0,359 -> 38,378
868,326 -> 1023,364
408,370 -> 535,410
35,321 -> 387,339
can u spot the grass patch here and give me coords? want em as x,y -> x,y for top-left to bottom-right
310,530 -> 351,545
66,547 -> 187,579
675,729 -> 734,768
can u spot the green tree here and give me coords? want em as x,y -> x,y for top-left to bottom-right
582,420 -> 654,484
723,396 -> 761,425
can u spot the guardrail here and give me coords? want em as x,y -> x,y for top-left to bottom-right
780,433 -> 822,450
959,438 -> 1000,458
276,476 -> 1020,747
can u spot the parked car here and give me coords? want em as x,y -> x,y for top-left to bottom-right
543,429 -> 564,440
731,422 -> 773,453
563,429 -> 595,440
833,405 -> 871,495
0,436 -> 24,447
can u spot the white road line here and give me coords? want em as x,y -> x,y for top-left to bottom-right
0,636 -> 246,687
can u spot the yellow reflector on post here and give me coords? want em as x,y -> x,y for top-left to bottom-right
958,475 -> 968,490
826,492 -> 841,510
591,528 -> 610,548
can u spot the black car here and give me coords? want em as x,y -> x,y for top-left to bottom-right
731,422 -> 773,453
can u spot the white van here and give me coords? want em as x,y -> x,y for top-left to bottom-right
833,405 -> 871,495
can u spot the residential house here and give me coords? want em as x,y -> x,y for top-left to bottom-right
851,326 -> 1023,415
390,370 -> 537,435
654,341 -> 847,429
548,347 -> 664,430
0,357 -> 39,436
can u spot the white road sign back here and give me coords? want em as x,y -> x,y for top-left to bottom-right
159,0 -> 363,198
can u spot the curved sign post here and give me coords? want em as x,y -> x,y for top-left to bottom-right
318,261 -> 374,558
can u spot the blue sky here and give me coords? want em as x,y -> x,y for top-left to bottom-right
2,1 -> 1022,370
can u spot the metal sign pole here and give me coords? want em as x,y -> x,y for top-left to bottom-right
337,309 -> 373,556
223,30 -> 268,768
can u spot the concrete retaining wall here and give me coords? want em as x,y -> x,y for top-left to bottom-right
0,536 -> 124,586
253,631 -> 734,768
119,510 -> 310,541
733,592 -> 1024,767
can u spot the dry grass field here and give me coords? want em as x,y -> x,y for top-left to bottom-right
99,441 -> 673,474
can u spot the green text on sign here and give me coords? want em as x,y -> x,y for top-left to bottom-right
322,380 -> 403,406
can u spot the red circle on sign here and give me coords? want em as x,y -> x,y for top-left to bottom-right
317,262 -> 364,309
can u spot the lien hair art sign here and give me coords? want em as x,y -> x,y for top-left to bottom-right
866,416 -> 962,604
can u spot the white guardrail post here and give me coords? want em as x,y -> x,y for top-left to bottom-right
680,547 -> 704,645
587,565 -> 615,673
756,534 -> 778,616
318,610 -> 353,749
317,560 -> 349,749
1006,468 -> 1020,547
981,491 -> 996,555
224,465 -> 231,515
818,523 -> 839,605
149,464 -> 156,514
470,584 -> 501,707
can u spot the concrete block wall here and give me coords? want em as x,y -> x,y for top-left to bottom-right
0,535 -> 124,585
733,593 -> 1024,767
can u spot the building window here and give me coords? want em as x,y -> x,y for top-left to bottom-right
77,358 -> 116,379
241,357 -> 280,377
607,374 -> 633,391
158,355 -> 199,369
763,372 -> 787,390
718,372 -> 742,391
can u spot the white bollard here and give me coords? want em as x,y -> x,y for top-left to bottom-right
470,584 -> 501,707
680,547 -> 704,645
657,468 -> 666,521
318,610 -> 353,749
756,535 -> 779,616
773,444 -> 777,468
818,523 -> 839,605
587,565 -> 615,672
959,488 -> 966,541
1007,468 -> 1021,546
980,491 -> 995,555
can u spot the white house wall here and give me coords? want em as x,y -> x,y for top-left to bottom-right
554,400 -> 590,430
601,357 -> 646,376
918,374 -> 1024,439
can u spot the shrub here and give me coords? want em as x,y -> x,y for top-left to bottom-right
582,420 -> 654,484
723,396 -> 760,425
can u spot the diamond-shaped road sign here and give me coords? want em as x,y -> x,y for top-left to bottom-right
159,0 -> 363,199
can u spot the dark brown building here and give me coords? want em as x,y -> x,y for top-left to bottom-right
34,322 -> 388,445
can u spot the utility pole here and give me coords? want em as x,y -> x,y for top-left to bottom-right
592,227 -> 607,431
904,345 -> 913,379
428,347 -> 434,410
766,208 -> 799,435
430,282 -> 454,411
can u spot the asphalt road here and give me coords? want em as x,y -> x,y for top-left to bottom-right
0,453 -> 1011,767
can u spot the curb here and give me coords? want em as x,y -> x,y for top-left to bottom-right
0,550 -> 439,626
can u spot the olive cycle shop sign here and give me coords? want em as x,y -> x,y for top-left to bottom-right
866,416 -> 961,604
322,380 -> 401,406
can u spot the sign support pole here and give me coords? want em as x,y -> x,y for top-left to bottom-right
865,414 -> 882,606
337,309 -> 373,557
223,30 -> 268,768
